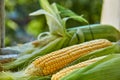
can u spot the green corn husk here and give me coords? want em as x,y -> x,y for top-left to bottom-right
68,24 -> 120,42
0,71 -> 51,80
60,54 -> 120,80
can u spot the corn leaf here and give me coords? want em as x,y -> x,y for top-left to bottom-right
57,4 -> 88,24
38,0 -> 67,36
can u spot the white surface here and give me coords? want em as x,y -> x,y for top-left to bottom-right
101,0 -> 120,30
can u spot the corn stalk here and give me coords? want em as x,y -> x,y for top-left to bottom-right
0,0 -> 5,48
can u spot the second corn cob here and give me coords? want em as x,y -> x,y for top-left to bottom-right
51,56 -> 106,80
59,54 -> 120,80
25,39 -> 112,76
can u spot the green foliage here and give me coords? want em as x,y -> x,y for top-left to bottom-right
5,0 -> 103,46
49,0 -> 103,24
26,16 -> 47,37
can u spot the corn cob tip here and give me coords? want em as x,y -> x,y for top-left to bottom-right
25,64 -> 43,76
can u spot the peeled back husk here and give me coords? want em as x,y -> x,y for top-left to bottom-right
60,54 -> 120,80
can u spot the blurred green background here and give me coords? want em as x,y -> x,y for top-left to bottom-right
5,0 -> 103,46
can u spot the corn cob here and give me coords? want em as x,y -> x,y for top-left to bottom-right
25,39 -> 112,76
51,56 -> 105,80
59,54 -> 120,80
68,42 -> 120,66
